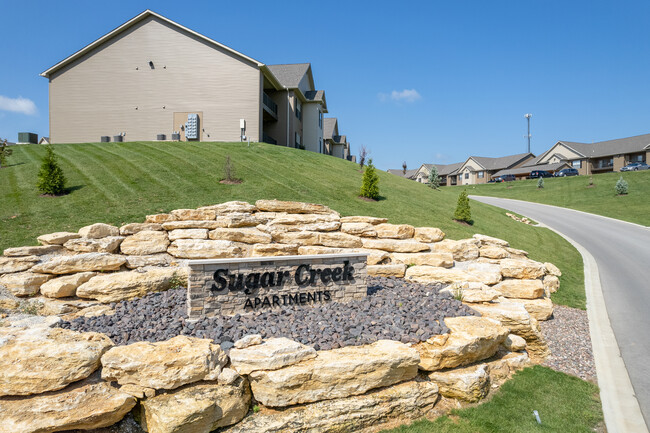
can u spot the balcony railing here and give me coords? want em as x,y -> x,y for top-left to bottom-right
263,93 -> 278,118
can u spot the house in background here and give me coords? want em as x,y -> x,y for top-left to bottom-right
387,167 -> 418,179
323,118 -> 351,160
40,9 -> 350,159
455,153 -> 535,185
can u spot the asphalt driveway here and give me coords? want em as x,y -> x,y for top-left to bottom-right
470,195 -> 650,431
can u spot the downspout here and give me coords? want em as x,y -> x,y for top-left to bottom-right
286,87 -> 290,147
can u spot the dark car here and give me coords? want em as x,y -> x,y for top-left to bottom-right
496,174 -> 516,182
529,170 -> 553,179
554,168 -> 579,177
620,162 -> 649,172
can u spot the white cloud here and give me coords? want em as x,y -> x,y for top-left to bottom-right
378,89 -> 422,103
0,95 -> 37,115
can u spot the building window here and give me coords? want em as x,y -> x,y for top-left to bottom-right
319,138 -> 322,153
478,171 -> 484,178
572,160 -> 582,168
464,172 -> 469,180
295,100 -> 302,121
318,111 -> 323,128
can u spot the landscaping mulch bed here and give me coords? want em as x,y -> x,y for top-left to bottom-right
540,305 -> 597,382
59,277 -> 477,350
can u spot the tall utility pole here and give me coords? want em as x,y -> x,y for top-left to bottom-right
524,113 -> 532,153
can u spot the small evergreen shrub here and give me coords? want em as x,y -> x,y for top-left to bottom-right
537,177 -> 544,189
37,145 -> 66,195
428,165 -> 440,189
360,158 -> 380,200
453,190 -> 472,223
615,176 -> 628,195
0,138 -> 12,168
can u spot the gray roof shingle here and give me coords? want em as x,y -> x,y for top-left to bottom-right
470,153 -> 534,171
555,133 -> 650,159
266,63 -> 311,89
492,162 -> 568,178
323,118 -> 338,140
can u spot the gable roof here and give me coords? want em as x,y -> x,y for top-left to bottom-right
41,10 -> 264,78
387,168 -> 418,179
305,90 -> 327,112
468,153 -> 534,171
266,63 -> 313,89
492,162 -> 569,178
435,162 -> 464,176
537,133 -> 650,162
323,118 -> 338,140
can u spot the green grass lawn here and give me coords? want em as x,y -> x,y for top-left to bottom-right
1,142 -> 583,308
464,170 -> 650,226
382,366 -> 603,433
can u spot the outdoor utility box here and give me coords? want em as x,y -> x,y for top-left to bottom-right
100,136 -> 110,143
113,135 -> 123,142
171,133 -> 181,141
18,132 -> 38,144
157,134 -> 166,141
185,114 -> 199,140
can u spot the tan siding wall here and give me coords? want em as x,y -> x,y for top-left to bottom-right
613,155 -> 626,172
49,17 -> 261,143
539,144 -> 582,164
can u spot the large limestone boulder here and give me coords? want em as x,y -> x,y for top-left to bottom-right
0,327 -> 113,396
430,239 -> 479,261
318,232 -> 363,248
37,231 -> 81,245
217,212 -> 261,228
140,377 -> 251,433
63,236 -> 124,253
248,340 -> 419,407
3,245 -> 63,257
391,252 -> 454,268
0,376 -> 136,433
168,239 -> 244,259
440,282 -> 500,303
199,200 -> 257,214
416,316 -> 509,371
31,253 -> 126,274
209,227 -> 272,244
120,230 -> 170,255
339,215 -> 388,224
76,267 -> 187,302
119,222 -> 164,235
221,380 -> 439,433
340,222 -> 377,237
274,232 -> 322,246
361,238 -> 429,253
0,256 -> 40,274
515,297 -> 554,321
267,213 -> 340,226
255,199 -> 337,215
473,234 -> 509,247
479,246 -> 510,259
251,243 -> 299,256
469,300 -> 549,360
367,264 -> 406,278
146,213 -> 176,224
40,272 -> 98,298
171,208 -> 217,221
544,262 -> 562,276
78,223 -> 120,239
374,223 -> 415,239
296,246 -> 389,266
405,266 -> 483,284
543,274 -> 560,295
464,262 -> 503,285
503,334 -> 527,352
168,228 -> 209,241
264,221 -> 341,233
0,271 -> 55,296
101,335 -> 228,390
229,337 -> 317,375
500,258 -> 546,279
414,227 -> 445,243
124,253 -> 176,269
492,279 -> 544,299
162,220 -> 221,230
427,363 -> 490,402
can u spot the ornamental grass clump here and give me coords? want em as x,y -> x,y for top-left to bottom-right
615,176 -> 628,195
37,145 -> 66,195
537,177 -> 544,189
453,190 -> 472,224
360,158 -> 380,200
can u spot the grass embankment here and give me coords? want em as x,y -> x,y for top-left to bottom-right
1,142 -> 582,308
465,170 -> 650,226
382,366 -> 603,433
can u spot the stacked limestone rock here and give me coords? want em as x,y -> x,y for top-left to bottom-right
0,199 -> 563,432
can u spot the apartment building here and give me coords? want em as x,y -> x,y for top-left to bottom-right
40,9 -> 348,158
323,118 -> 352,159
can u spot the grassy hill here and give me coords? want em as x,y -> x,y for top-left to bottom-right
464,170 -> 650,226
1,142 -> 583,308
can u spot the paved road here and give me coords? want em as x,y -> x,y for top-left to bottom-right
470,196 -> 650,429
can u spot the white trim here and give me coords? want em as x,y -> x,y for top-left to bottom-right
41,9 -> 264,78
188,253 -> 368,266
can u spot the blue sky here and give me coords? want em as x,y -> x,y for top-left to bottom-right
1,0 -> 649,170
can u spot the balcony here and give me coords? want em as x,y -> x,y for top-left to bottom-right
262,133 -> 277,145
263,92 -> 278,120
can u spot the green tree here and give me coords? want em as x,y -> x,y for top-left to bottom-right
0,139 -> 12,168
428,165 -> 440,189
360,158 -> 380,200
37,145 -> 66,195
453,189 -> 472,223
537,177 -> 544,189
615,176 -> 628,195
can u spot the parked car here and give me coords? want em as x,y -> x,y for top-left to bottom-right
620,162 -> 649,171
496,174 -> 516,182
528,170 -> 553,179
554,168 -> 579,177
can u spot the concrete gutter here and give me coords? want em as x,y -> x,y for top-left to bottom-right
530,222 -> 648,433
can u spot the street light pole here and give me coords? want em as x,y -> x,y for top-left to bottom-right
524,113 -> 532,153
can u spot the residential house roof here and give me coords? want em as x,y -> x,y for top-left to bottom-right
323,118 -> 338,140
469,153 -> 534,171
266,63 -> 312,89
540,133 -> 650,160
304,90 -> 327,112
387,168 -> 418,178
432,162 -> 464,176
492,162 -> 569,178
41,10 -> 265,78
